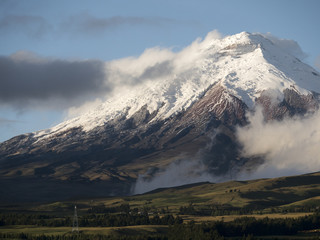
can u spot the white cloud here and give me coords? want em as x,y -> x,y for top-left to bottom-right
107,29 -> 222,84
236,108 -> 320,179
107,47 -> 175,85
65,29 -> 223,118
66,98 -> 104,119
173,29 -> 222,71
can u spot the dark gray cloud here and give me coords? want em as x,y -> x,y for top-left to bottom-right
0,14 -> 52,38
0,52 -> 108,108
61,13 -> 175,34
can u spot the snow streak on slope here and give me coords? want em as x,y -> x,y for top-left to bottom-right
33,31 -> 320,141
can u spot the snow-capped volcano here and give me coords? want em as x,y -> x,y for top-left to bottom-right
33,31 -> 320,140
1,31 -> 320,202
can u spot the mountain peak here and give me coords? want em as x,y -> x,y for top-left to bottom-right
225,31 -> 253,42
30,31 -> 320,140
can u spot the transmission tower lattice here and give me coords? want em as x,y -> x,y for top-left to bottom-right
72,205 -> 79,233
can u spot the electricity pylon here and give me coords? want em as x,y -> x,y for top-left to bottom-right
72,205 -> 79,233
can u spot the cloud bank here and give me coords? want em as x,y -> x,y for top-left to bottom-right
236,108 -> 320,179
0,51 -> 108,109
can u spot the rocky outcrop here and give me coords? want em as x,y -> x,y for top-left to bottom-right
256,89 -> 319,120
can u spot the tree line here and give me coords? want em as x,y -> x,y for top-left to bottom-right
78,213 -> 182,227
0,213 -> 183,227
169,213 -> 320,239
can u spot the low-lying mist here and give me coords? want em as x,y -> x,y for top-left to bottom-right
133,131 -> 236,194
236,107 -> 320,179
133,107 -> 320,195
133,132 -> 219,194
133,157 -> 222,194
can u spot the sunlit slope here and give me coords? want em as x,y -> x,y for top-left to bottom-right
128,172 -> 320,210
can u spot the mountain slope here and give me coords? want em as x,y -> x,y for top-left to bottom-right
130,171 -> 320,211
1,31 -> 320,202
13,171 -> 320,214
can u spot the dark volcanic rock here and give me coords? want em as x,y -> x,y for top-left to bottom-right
256,89 -> 319,120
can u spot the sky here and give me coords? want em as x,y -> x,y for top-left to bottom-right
1,0 -> 320,142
